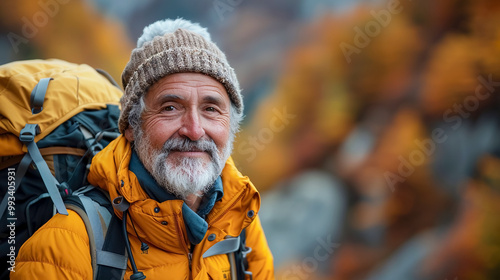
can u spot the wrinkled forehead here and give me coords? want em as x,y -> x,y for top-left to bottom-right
144,72 -> 230,105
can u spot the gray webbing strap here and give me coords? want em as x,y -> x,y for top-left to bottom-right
97,203 -> 112,230
74,186 -> 112,228
30,77 -> 52,114
21,124 -> 68,216
0,153 -> 32,219
96,251 -> 128,269
73,185 -> 96,196
202,236 -> 241,258
80,196 -> 104,249
80,196 -> 127,270
79,126 -> 95,144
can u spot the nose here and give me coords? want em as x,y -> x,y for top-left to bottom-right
178,109 -> 205,141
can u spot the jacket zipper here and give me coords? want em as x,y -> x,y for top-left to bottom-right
188,243 -> 193,279
188,246 -> 193,269
174,215 -> 192,271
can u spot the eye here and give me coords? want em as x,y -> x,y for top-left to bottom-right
205,107 -> 216,112
163,105 -> 175,111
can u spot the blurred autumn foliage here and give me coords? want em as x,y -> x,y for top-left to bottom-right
0,0 -> 132,84
233,0 -> 500,279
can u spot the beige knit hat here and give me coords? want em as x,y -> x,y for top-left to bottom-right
119,18 -> 243,133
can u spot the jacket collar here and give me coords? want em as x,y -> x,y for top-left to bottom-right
128,149 -> 223,244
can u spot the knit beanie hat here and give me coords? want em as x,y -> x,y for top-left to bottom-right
119,18 -> 243,133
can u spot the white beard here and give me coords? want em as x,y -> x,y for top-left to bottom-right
134,130 -> 233,200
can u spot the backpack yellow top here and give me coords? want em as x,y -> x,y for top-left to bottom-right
0,59 -> 123,156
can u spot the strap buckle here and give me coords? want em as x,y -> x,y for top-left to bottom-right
19,124 -> 40,143
58,182 -> 73,197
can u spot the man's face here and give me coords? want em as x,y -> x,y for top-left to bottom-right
126,72 -> 232,199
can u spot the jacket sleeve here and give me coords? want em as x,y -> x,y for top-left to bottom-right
245,214 -> 275,279
10,209 -> 93,280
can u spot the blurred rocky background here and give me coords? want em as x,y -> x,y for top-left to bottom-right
1,0 -> 500,279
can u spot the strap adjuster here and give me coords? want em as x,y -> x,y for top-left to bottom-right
19,124 -> 40,143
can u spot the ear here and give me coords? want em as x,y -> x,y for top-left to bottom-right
124,126 -> 134,142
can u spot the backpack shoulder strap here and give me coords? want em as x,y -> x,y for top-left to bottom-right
235,229 -> 252,280
65,186 -> 127,280
202,229 -> 253,280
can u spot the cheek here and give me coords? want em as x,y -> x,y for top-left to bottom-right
204,119 -> 231,149
142,118 -> 180,148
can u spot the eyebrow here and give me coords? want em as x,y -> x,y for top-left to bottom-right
202,95 -> 225,106
154,93 -> 226,107
155,94 -> 184,104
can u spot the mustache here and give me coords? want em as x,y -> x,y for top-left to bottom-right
161,137 -> 219,159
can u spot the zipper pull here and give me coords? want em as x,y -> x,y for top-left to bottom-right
188,252 -> 193,270
141,242 -> 149,254
188,243 -> 194,272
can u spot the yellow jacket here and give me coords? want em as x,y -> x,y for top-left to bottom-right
12,135 -> 274,279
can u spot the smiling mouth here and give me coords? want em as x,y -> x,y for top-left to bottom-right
170,149 -> 210,157
172,148 -> 204,153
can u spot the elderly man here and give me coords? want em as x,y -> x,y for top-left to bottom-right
13,19 -> 274,279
